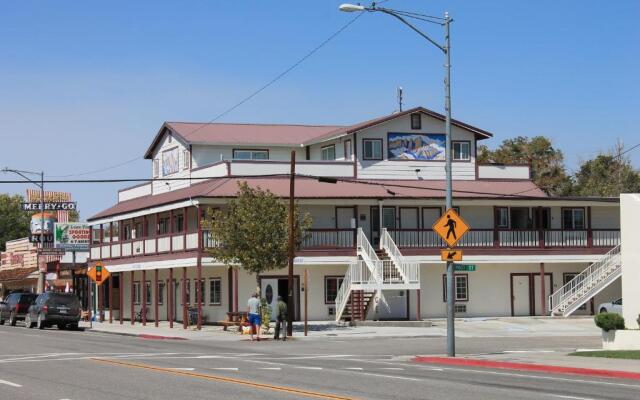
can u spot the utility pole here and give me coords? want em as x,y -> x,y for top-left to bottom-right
443,12 -> 455,357
38,171 -> 45,294
287,150 -> 296,336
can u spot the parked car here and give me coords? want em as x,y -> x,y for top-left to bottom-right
0,292 -> 38,326
597,298 -> 622,315
25,292 -> 81,330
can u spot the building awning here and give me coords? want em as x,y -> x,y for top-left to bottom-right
0,267 -> 38,283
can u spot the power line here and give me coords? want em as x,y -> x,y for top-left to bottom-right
49,13 -> 365,179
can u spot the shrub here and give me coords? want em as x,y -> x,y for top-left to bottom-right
595,312 -> 625,332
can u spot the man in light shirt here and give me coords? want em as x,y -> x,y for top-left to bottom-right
247,292 -> 262,341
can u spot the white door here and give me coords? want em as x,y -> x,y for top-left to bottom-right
533,274 -> 552,316
260,279 -> 278,321
512,275 -> 530,316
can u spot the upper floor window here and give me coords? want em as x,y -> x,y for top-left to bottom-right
453,141 -> 471,161
182,149 -> 190,170
562,208 -> 585,230
158,216 -> 170,235
344,139 -> 353,160
232,149 -> 269,160
123,224 -> 132,241
173,214 -> 184,233
495,207 -> 508,228
363,139 -> 383,160
410,113 -> 421,130
321,144 -> 336,160
153,159 -> 159,177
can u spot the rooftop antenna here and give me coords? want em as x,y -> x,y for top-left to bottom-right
397,86 -> 404,112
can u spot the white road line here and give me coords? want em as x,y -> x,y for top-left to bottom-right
358,372 -> 420,382
551,395 -> 596,400
295,366 -> 323,370
259,367 -> 282,370
168,368 -> 195,371
211,367 -> 239,371
380,368 -> 404,371
344,367 -> 363,370
0,379 -> 22,388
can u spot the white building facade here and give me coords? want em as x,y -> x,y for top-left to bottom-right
87,107 -> 621,328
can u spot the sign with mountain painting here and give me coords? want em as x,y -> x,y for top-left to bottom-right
387,133 -> 446,161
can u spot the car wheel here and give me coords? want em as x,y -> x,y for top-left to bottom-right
57,324 -> 67,330
25,314 -> 34,328
37,313 -> 45,330
67,323 -> 78,331
600,307 -> 608,314
0,318 -> 4,325
9,312 -> 16,326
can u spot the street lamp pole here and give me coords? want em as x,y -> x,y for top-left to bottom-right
340,3 -> 456,356
2,168 -> 47,294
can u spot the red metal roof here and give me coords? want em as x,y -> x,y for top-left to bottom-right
88,177 -> 546,221
143,107 -> 493,159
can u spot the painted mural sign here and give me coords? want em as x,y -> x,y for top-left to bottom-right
387,132 -> 446,161
162,147 -> 179,176
54,223 -> 90,251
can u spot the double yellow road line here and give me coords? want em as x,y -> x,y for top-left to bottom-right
91,358 -> 357,400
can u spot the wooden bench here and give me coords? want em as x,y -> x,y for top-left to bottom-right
218,311 -> 248,331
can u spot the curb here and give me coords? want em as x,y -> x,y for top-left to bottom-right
87,329 -> 188,341
413,356 -> 640,381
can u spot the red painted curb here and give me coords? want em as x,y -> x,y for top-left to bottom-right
138,334 -> 188,341
413,356 -> 640,381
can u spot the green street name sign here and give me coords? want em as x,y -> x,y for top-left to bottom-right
454,264 -> 476,272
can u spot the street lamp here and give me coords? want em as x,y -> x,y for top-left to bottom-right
339,3 -> 456,356
2,168 -> 46,294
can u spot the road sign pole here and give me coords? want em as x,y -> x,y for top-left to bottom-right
444,13 -> 455,357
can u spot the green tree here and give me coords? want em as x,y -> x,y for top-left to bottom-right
0,194 -> 31,251
478,136 -> 571,195
68,209 -> 80,222
571,151 -> 640,197
202,182 -> 312,289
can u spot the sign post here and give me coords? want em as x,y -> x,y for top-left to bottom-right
433,208 -> 471,357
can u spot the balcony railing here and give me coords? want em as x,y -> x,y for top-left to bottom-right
201,229 -> 356,250
388,228 -> 620,249
89,231 -> 199,260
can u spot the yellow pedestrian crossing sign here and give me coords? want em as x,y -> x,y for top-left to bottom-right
433,208 -> 470,248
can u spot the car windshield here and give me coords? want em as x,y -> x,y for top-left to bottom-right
49,294 -> 80,307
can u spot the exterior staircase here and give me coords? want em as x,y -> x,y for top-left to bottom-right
549,244 -> 622,317
335,228 -> 420,322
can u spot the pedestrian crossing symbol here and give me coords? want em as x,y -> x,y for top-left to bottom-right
433,208 -> 470,248
441,248 -> 463,262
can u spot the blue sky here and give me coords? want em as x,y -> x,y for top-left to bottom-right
1,0 -> 638,218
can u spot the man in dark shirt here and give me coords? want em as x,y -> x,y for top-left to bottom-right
273,296 -> 288,341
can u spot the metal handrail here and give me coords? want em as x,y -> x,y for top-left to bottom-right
380,228 -> 420,284
548,244 -> 621,314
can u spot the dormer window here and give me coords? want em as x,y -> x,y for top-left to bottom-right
321,144 -> 336,160
410,113 -> 421,130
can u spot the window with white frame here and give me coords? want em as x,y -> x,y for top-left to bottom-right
324,276 -> 344,304
145,281 -> 152,305
453,142 -> 470,161
157,282 -> 165,305
183,149 -> 190,170
363,139 -> 383,160
133,282 -> 141,304
443,274 -> 469,302
153,159 -> 159,177
321,144 -> 336,160
232,149 -> 269,160
209,278 -> 221,305
495,207 -> 509,228
562,208 -> 585,230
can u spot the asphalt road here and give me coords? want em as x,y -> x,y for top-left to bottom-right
0,323 -> 637,400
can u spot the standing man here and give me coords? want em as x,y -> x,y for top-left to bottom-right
247,292 -> 262,341
274,296 -> 288,341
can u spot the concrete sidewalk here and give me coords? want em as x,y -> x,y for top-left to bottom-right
82,316 -> 601,341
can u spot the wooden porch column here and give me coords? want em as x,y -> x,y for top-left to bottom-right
540,263 -> 546,315
182,267 -> 188,329
119,272 -> 124,325
169,268 -> 174,328
169,209 -> 174,253
99,283 -> 105,322
87,278 -> 92,323
183,206 -> 188,250
155,213 -> 159,253
142,269 -> 147,326
233,267 -> 239,313
587,206 -> 593,247
154,269 -> 159,327
108,276 -> 113,324
197,205 -> 202,330
416,289 -> 421,321
130,271 -> 135,325
142,215 -> 147,254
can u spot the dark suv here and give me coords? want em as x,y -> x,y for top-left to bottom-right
25,292 -> 81,330
0,292 -> 38,326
